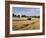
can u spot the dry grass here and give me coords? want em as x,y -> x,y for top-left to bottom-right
12,17 -> 40,31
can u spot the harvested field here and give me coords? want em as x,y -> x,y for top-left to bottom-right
12,17 -> 40,31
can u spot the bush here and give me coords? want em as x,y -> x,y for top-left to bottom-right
27,17 -> 31,20
21,15 -> 26,17
17,15 -> 20,18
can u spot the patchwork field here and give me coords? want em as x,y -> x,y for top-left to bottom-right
12,17 -> 40,31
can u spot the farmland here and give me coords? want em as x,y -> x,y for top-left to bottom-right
12,17 -> 40,31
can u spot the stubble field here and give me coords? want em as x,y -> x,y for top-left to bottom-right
12,17 -> 40,31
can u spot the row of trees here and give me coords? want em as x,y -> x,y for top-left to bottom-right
13,14 -> 40,18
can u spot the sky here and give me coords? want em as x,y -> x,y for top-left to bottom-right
12,7 -> 40,16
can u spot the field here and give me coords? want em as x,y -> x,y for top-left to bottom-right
12,17 -> 40,31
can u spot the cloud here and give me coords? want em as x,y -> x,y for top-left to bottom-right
12,7 -> 40,16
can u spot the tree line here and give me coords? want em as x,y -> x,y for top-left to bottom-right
13,14 -> 40,18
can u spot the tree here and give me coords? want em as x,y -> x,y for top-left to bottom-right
17,15 -> 20,18
14,15 -> 16,17
22,15 -> 26,17
13,13 -> 14,17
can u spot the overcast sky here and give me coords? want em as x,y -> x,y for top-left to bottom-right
12,7 -> 40,16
